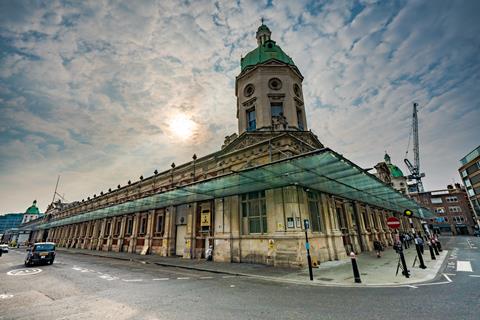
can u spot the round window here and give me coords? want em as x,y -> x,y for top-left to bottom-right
244,84 -> 255,97
268,78 -> 282,90
293,84 -> 301,97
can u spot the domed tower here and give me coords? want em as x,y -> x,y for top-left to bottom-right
236,23 -> 307,134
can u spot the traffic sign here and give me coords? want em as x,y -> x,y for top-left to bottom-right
386,217 -> 401,229
403,209 -> 413,217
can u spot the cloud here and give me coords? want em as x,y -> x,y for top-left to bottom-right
0,0 -> 479,213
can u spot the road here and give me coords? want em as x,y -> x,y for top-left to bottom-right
0,236 -> 479,320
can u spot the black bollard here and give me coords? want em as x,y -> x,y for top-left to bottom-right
432,241 -> 440,255
350,252 -> 362,283
399,250 -> 410,278
428,241 -> 436,260
415,244 -> 427,269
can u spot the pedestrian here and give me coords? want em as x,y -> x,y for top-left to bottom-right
416,233 -> 424,254
373,239 -> 383,258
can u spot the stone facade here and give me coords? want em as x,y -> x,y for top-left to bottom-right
29,24 -> 424,268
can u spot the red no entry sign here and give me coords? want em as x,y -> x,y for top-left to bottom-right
386,217 -> 401,229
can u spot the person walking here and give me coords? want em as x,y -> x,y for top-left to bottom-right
373,239 -> 383,258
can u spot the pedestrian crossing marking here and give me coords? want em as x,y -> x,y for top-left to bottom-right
456,261 -> 472,272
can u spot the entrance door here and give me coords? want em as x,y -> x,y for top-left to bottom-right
175,225 -> 187,256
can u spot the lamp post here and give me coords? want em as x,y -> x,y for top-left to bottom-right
303,219 -> 313,281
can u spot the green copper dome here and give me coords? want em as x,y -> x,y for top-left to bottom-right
387,164 -> 404,178
241,24 -> 297,72
26,200 -> 40,214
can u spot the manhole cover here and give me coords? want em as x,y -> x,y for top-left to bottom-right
7,268 -> 42,276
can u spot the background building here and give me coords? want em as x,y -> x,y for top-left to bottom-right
459,145 -> 480,230
410,184 -> 475,235
1,201 -> 42,244
0,213 -> 23,241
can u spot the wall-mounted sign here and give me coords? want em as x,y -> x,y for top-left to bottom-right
287,217 -> 294,228
295,217 -> 301,228
201,210 -> 211,227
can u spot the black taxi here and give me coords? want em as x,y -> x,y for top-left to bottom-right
24,242 -> 56,266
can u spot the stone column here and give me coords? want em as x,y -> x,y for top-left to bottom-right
374,209 -> 387,244
96,219 -> 106,251
355,202 -> 371,251
106,218 -> 114,251
128,213 -> 140,253
89,220 -> 99,250
343,202 -> 360,254
116,216 -> 127,253
143,210 -> 155,255
321,194 -> 344,260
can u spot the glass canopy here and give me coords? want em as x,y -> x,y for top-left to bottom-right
33,148 -> 434,230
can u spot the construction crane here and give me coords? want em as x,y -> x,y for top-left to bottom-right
404,102 -> 425,193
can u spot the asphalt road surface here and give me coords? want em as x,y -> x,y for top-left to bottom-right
1,236 -> 479,320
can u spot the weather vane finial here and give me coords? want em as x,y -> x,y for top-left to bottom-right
261,17 -> 264,25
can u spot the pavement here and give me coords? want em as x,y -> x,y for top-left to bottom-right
55,240 -> 448,287
0,236 -> 479,320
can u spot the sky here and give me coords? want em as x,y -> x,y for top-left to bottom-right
0,0 -> 479,214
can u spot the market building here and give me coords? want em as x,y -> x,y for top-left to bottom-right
27,24 -> 432,267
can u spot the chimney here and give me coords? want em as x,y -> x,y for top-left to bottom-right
454,183 -> 461,189
447,184 -> 453,189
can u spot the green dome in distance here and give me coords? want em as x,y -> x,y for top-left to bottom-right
384,152 -> 404,177
25,200 -> 40,214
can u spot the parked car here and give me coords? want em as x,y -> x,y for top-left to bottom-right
0,244 -> 8,253
24,242 -> 56,266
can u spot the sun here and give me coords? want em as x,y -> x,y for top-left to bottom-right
168,113 -> 197,141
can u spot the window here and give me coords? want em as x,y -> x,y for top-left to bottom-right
449,206 -> 462,213
307,191 -> 323,232
434,207 -> 445,214
247,108 -> 256,131
466,163 -> 479,175
271,102 -> 283,119
139,216 -> 147,235
464,178 -> 472,187
431,197 -> 443,204
297,109 -> 304,130
104,221 -> 111,236
155,213 -> 164,235
470,174 -> 480,185
453,216 -> 464,223
461,170 -> 467,178
446,196 -> 458,203
241,191 -> 267,234
126,217 -> 133,236
114,220 -> 122,236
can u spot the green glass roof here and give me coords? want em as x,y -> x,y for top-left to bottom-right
32,148 -> 433,230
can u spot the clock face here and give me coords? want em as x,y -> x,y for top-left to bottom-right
244,84 -> 255,97
268,78 -> 282,90
293,83 -> 301,97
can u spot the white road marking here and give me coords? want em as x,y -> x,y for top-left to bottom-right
443,274 -> 452,282
0,294 -> 14,299
152,278 -> 169,281
222,275 -> 236,278
456,261 -> 473,272
405,285 -> 418,289
199,276 -> 214,279
230,285 -> 235,287
122,279 -> 143,282
177,277 -> 190,280
468,275 -> 480,278
99,275 -> 118,281
444,273 -> 456,276
7,268 -> 42,276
